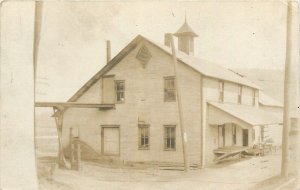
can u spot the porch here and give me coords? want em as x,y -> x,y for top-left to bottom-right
213,146 -> 249,163
207,102 -> 282,164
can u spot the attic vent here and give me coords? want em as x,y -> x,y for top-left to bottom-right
136,45 -> 152,67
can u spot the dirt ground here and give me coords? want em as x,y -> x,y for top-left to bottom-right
37,151 -> 285,190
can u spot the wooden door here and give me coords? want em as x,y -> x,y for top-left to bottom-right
243,129 -> 248,146
102,127 -> 120,156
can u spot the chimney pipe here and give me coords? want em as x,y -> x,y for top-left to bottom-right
106,40 -> 111,64
164,33 -> 172,47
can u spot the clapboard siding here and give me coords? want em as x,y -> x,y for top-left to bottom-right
63,40 -> 202,164
62,39 -> 263,167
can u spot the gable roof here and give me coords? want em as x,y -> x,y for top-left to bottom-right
67,35 -> 259,102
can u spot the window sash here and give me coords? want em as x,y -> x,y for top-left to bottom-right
164,77 -> 176,102
252,90 -> 256,106
115,81 -> 125,103
164,126 -> 176,150
238,86 -> 242,104
219,81 -> 224,103
138,125 -> 149,149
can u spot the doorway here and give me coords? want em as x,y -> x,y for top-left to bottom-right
218,125 -> 225,148
242,129 -> 248,146
101,126 -> 120,156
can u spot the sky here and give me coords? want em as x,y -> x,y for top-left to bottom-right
36,1 -> 288,102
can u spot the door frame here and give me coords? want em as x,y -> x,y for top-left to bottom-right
101,125 -> 120,156
218,124 -> 225,148
242,129 -> 249,147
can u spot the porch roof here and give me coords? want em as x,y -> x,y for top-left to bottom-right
208,102 -> 283,127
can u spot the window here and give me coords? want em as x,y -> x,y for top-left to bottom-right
252,89 -> 256,106
232,124 -> 237,145
115,81 -> 125,103
138,125 -> 149,149
219,81 -> 224,103
238,85 -> 242,104
164,125 -> 176,150
164,77 -> 176,102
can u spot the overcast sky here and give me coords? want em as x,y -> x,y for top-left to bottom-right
36,1 -> 287,101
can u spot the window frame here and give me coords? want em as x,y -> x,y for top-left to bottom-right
115,80 -> 125,104
164,125 -> 176,151
252,89 -> 256,106
164,76 -> 176,102
238,85 -> 242,104
219,81 -> 224,103
138,124 -> 150,150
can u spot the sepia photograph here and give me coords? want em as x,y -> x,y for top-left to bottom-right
0,0 -> 300,190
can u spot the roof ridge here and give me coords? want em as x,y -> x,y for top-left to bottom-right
66,34 -> 260,103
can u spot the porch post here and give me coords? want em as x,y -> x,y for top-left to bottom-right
0,2 -> 38,189
53,107 -> 69,168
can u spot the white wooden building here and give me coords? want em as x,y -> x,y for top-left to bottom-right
57,20 -> 282,167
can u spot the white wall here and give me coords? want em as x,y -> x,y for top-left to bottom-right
203,77 -> 256,107
63,40 -> 203,165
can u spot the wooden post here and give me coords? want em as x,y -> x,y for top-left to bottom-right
33,1 -> 43,78
281,0 -> 299,178
168,33 -> 189,172
77,141 -> 82,171
69,128 -> 75,169
0,2 -> 39,189
53,108 -> 69,168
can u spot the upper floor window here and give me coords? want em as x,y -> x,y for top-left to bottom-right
238,85 -> 242,104
138,124 -> 149,149
164,125 -> 176,150
252,89 -> 256,106
219,81 -> 224,103
115,80 -> 125,103
164,77 -> 176,102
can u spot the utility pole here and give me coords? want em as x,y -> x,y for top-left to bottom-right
281,0 -> 300,178
0,2 -> 39,189
33,1 -> 43,78
168,33 -> 189,172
